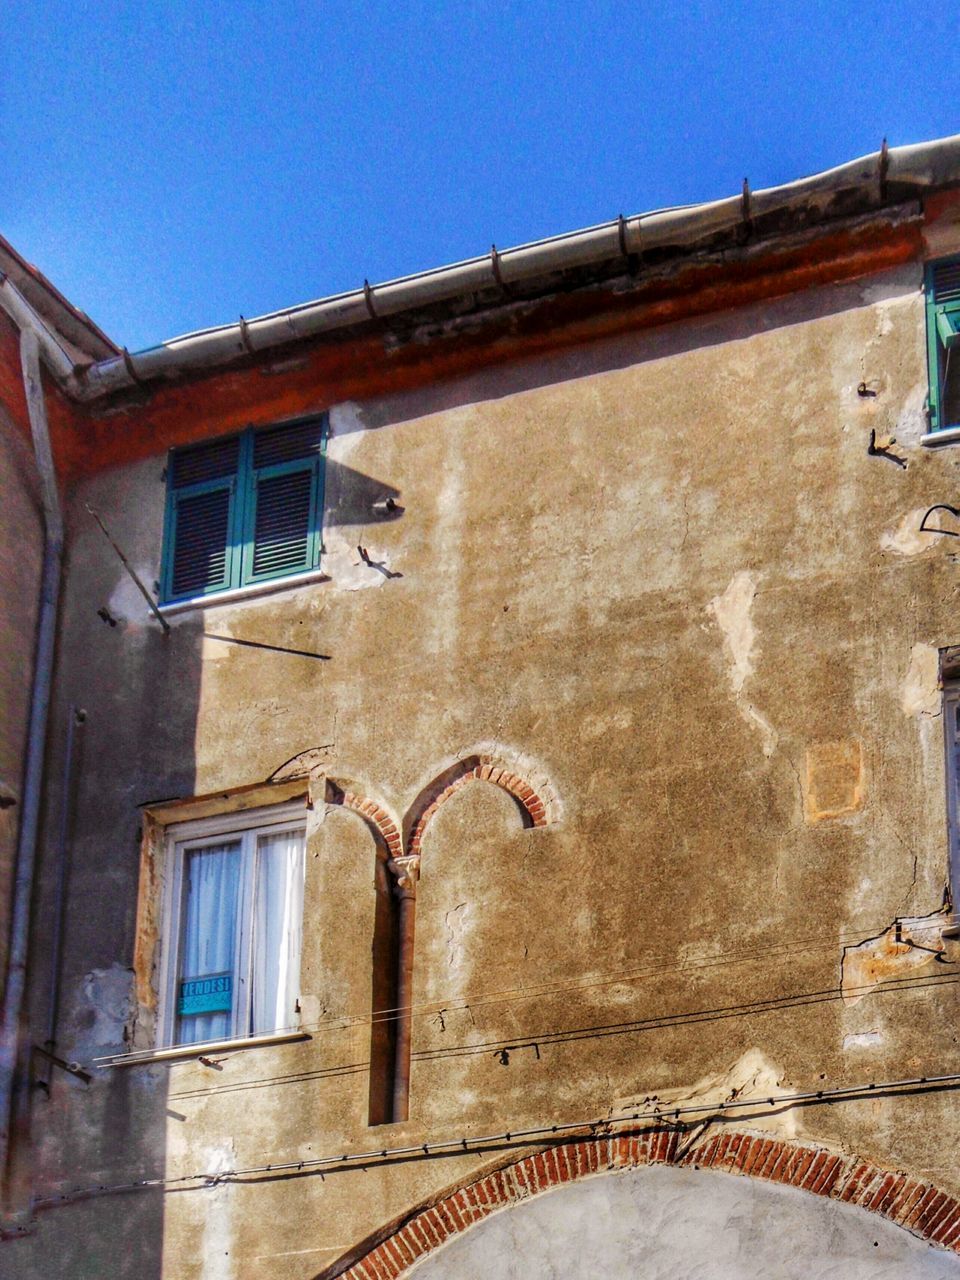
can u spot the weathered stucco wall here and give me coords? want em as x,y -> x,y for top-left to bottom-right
8,259 -> 960,1276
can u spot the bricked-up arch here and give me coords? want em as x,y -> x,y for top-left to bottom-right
323,1128 -> 960,1278
326,779 -> 403,861
405,754 -> 551,857
324,780 -> 404,1124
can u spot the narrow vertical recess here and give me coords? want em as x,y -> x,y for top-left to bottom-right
391,890 -> 417,1123
367,861 -> 399,1126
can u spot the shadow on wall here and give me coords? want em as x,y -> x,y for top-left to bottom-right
13,499 -> 209,1276
329,264 -> 921,437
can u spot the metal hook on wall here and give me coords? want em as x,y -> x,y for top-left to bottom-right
919,504 -> 960,537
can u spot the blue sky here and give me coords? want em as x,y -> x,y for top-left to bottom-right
3,1 -> 958,351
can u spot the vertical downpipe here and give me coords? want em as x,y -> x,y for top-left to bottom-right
0,329 -> 63,1201
43,707 -> 86,1082
389,857 -> 420,1123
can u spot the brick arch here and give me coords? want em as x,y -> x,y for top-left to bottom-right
325,779 -> 402,862
326,1128 -> 960,1277
405,754 -> 550,858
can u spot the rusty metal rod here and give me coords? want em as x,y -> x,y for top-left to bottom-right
84,504 -> 170,632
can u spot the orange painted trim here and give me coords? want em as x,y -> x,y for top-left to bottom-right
50,214 -> 924,483
323,1128 -> 960,1278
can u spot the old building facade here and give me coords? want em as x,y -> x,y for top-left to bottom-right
3,137 -> 960,1277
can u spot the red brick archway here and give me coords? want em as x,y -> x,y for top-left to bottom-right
325,1127 -> 960,1278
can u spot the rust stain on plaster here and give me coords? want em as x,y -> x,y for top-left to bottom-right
132,818 -> 164,1014
803,740 -> 864,823
841,910 -> 949,1004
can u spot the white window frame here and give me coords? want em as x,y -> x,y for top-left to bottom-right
157,802 -> 307,1048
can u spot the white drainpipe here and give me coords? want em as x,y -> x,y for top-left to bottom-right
0,323 -> 64,1203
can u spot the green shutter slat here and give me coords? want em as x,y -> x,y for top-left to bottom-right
169,486 -> 234,598
932,260 -> 960,305
249,469 -> 315,578
253,418 -> 325,469
171,436 -> 241,488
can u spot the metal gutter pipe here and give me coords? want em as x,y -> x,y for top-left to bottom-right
43,707 -> 85,1083
0,328 -> 64,1193
68,133 -> 960,403
0,276 -> 75,384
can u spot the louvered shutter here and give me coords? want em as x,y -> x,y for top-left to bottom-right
926,259 -> 960,433
162,436 -> 241,602
241,418 -> 324,585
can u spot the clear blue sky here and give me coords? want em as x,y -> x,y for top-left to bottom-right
3,1 -> 958,352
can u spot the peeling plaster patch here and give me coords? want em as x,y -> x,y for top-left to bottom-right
843,1031 -> 883,1050
200,1143 -> 237,1280
444,902 -> 470,970
65,964 -> 136,1059
894,382 -> 928,445
803,740 -> 864,823
106,562 -> 158,626
901,643 -> 941,718
327,401 -> 367,452
709,571 -> 758,694
613,1049 -> 799,1142
880,509 -> 940,557
742,703 -> 778,758
324,401 -> 399,588
708,571 -> 778,755
841,909 -> 948,1004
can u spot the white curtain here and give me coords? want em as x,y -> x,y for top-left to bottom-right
252,828 -> 305,1034
178,841 -> 241,1044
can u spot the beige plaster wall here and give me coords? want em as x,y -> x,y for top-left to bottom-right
10,260 -> 960,1277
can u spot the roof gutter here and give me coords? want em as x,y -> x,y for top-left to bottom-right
0,275 -> 76,384
20,133 -> 960,402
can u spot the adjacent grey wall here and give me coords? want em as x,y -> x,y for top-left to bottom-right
409,1165 -> 960,1279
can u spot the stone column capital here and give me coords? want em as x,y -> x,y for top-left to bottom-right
388,855 -> 420,900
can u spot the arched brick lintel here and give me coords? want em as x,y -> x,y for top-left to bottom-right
326,781 -> 402,862
406,756 -> 550,857
328,1129 -> 960,1278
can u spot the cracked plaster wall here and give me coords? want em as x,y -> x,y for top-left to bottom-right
9,262 -> 960,1276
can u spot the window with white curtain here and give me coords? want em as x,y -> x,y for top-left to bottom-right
159,806 -> 306,1047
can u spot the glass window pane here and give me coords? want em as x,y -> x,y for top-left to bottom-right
251,829 -> 305,1035
177,841 -> 241,1045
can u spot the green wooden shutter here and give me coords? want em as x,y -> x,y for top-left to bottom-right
927,259 -> 960,432
162,436 -> 242,602
241,418 -> 325,586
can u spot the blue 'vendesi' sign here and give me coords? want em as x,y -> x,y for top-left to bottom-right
178,972 -> 232,1015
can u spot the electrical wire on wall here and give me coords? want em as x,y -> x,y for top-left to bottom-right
18,1069 -> 960,1222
